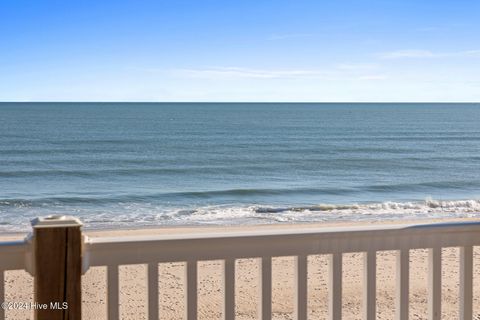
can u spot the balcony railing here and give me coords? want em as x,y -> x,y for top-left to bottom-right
0,217 -> 479,319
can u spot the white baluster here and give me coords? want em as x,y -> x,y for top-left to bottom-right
395,249 -> 409,320
295,255 -> 308,320
363,251 -> 376,320
107,265 -> 119,320
428,248 -> 441,320
459,246 -> 473,320
148,262 -> 159,320
329,253 -> 342,320
186,261 -> 198,320
224,259 -> 235,320
260,257 -> 272,320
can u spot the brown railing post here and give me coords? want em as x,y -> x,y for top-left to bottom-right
31,215 -> 83,320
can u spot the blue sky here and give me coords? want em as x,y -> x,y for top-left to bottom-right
1,0 -> 479,102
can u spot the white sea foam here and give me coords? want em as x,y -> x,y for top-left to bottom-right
175,198 -> 480,224
1,198 -> 480,233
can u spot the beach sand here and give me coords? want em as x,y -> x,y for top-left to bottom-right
2,217 -> 480,319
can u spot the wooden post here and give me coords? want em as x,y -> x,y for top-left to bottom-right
31,215 -> 83,320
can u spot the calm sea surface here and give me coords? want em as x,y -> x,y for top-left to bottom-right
1,103 -> 480,231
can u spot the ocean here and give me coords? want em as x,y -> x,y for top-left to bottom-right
1,102 -> 480,232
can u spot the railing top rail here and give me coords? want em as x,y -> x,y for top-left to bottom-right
0,239 -> 28,253
87,220 -> 480,245
0,239 -> 27,247
82,220 -> 480,268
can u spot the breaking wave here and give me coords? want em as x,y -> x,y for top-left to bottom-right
1,198 -> 480,233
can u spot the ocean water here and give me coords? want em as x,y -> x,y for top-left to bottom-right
1,102 -> 480,232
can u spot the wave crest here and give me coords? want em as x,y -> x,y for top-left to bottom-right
1,198 -> 480,233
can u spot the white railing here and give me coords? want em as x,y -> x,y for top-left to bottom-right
0,221 -> 479,319
82,221 -> 480,320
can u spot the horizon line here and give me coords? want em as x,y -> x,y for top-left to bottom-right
0,101 -> 479,104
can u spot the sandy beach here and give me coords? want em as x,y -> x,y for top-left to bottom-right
2,217 -> 480,319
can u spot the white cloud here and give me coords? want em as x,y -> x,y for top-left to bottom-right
336,63 -> 379,70
380,50 -> 435,59
462,50 -> 480,57
172,65 -> 391,81
268,33 -> 313,40
172,67 -> 330,79
380,49 -> 480,59
357,75 -> 387,81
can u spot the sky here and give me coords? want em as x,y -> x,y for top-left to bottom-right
1,0 -> 479,102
